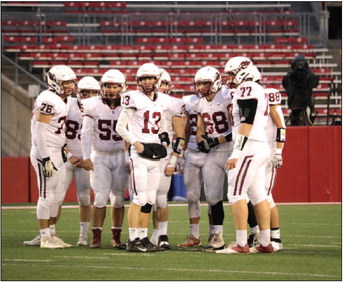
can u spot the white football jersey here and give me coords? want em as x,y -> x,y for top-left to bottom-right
232,81 -> 269,142
193,86 -> 232,151
82,96 -> 125,152
66,97 -> 83,157
31,89 -> 68,149
264,88 -> 284,143
121,90 -> 173,144
183,94 -> 199,150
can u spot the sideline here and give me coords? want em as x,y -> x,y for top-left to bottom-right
1,202 -> 341,210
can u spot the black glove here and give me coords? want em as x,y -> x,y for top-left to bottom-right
201,135 -> 219,148
61,144 -> 68,163
42,157 -> 58,177
197,140 -> 211,153
139,143 -> 168,160
159,132 -> 170,146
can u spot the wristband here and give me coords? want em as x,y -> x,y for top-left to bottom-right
224,133 -> 232,142
234,134 -> 248,151
276,128 -> 286,143
275,148 -> 283,155
167,154 -> 178,167
173,137 -> 186,154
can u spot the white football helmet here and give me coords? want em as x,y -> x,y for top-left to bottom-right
194,66 -> 221,97
47,65 -> 76,95
136,63 -> 161,93
224,56 -> 254,85
77,76 -> 100,101
250,65 -> 262,83
159,68 -> 172,94
100,69 -> 127,104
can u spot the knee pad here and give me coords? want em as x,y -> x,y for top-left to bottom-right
249,192 -> 267,206
78,193 -> 91,206
110,194 -> 124,208
147,189 -> 157,206
141,203 -> 152,213
156,195 -> 167,209
227,192 -> 249,205
54,190 -> 66,206
36,196 -> 54,219
268,195 -> 276,208
94,192 -> 108,208
132,192 -> 148,207
186,190 -> 199,204
188,201 -> 201,219
210,201 -> 224,225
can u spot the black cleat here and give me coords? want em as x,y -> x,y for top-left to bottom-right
126,238 -> 147,252
158,235 -> 171,250
141,237 -> 164,252
247,233 -> 259,248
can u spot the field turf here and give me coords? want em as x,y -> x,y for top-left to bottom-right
1,203 -> 341,281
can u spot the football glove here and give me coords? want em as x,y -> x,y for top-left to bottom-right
201,135 -> 219,148
42,157 -> 58,177
61,144 -> 68,163
197,140 -> 210,153
159,132 -> 170,147
273,153 -> 283,168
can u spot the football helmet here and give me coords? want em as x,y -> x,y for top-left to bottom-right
194,66 -> 221,97
77,76 -> 100,101
250,65 -> 262,83
158,68 -> 172,94
47,65 -> 76,96
224,56 -> 254,86
100,69 -> 127,105
136,63 -> 161,94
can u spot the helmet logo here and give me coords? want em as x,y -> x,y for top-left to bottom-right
240,60 -> 251,69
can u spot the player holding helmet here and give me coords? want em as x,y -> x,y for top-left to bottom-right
116,63 -> 183,252
81,69 -> 129,248
28,65 -> 75,248
150,68 -> 186,250
192,66 -> 233,251
217,57 -> 273,254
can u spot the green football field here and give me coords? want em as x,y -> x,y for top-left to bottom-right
1,203 -> 341,281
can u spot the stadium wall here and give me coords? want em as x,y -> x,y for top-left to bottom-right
1,126 -> 341,204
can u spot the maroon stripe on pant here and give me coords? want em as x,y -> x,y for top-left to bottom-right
267,166 -> 276,195
37,162 -> 46,198
234,155 -> 254,196
129,158 -> 137,195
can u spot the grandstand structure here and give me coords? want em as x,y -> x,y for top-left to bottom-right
1,1 -> 342,156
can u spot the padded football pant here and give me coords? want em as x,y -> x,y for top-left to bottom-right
265,142 -> 277,208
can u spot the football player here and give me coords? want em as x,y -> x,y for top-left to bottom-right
192,66 -> 233,251
81,69 -> 129,248
217,57 -> 273,254
150,69 -> 186,250
28,65 -> 75,248
116,63 -> 183,252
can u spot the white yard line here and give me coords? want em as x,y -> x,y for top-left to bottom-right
2,262 -> 340,279
1,202 -> 341,210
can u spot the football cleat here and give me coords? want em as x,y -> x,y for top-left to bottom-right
271,240 -> 283,251
52,235 -> 72,248
177,235 -> 201,247
216,243 -> 250,254
141,237 -> 165,252
77,236 -> 88,246
203,230 -> 225,251
250,243 -> 274,253
247,232 -> 259,247
40,236 -> 65,249
89,229 -> 102,248
149,235 -> 159,246
23,234 -> 41,246
158,235 -> 170,250
111,228 -> 122,248
126,238 -> 147,252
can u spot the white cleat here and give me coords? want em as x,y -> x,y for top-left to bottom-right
40,236 -> 65,249
203,230 -> 225,251
23,235 -> 41,246
271,241 -> 283,251
51,235 -> 72,248
77,237 -> 88,246
216,243 -> 250,254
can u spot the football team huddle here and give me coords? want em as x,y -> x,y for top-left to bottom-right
24,56 -> 286,254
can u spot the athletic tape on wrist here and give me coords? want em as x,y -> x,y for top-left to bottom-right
173,137 -> 186,154
276,128 -> 286,143
167,154 -> 178,167
234,134 -> 248,151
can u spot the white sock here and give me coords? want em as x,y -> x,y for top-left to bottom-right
151,229 -> 159,240
40,228 -> 51,238
49,224 -> 56,236
271,228 -> 281,240
158,221 -> 168,236
80,222 -> 90,238
190,224 -> 200,239
209,225 -> 216,235
138,228 -> 148,239
259,229 -> 271,246
129,228 -> 138,241
236,229 -> 247,247
212,225 -> 223,234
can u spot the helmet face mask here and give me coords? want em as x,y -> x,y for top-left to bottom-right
224,56 -> 254,86
100,69 -> 126,105
47,65 -> 76,97
136,63 -> 161,94
194,66 -> 221,98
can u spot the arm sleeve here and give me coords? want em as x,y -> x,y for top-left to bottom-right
35,121 -> 50,159
237,99 -> 258,125
81,115 -> 95,160
115,107 -> 136,144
